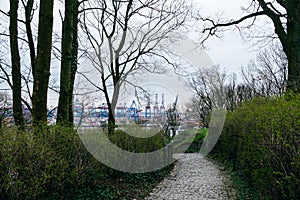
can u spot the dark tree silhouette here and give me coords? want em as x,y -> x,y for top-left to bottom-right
201,0 -> 300,92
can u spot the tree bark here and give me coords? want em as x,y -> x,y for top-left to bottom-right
9,0 -> 25,127
32,0 -> 54,125
57,0 -> 75,124
24,0 -> 35,68
102,76 -> 116,134
253,0 -> 300,91
262,0 -> 300,91
68,1 -> 79,124
286,0 -> 300,91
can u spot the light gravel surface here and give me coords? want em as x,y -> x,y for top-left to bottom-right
145,153 -> 236,200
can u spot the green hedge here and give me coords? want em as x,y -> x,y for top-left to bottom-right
211,94 -> 300,200
0,125 -> 171,199
0,125 -> 105,199
185,128 -> 207,153
108,129 -> 166,153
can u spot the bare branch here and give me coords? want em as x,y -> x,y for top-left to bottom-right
0,9 -> 26,24
0,33 -> 28,43
257,0 -> 287,52
77,71 -> 104,92
202,11 -> 266,34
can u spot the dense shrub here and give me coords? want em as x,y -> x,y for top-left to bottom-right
0,125 -> 105,199
0,125 -> 172,199
106,129 -> 168,175
108,129 -> 166,153
66,163 -> 174,200
185,128 -> 208,153
66,128 -> 173,200
211,94 -> 300,200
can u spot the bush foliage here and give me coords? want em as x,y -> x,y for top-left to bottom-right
211,94 -> 300,199
185,128 -> 208,153
0,125 -> 106,199
108,129 -> 166,153
0,125 -> 172,199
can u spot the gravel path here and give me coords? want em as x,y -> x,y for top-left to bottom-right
145,153 -> 236,200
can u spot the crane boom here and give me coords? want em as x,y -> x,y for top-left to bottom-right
173,95 -> 178,111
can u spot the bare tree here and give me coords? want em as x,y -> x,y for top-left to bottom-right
242,43 -> 288,96
9,0 -> 24,127
31,0 -> 54,125
0,0 -> 36,125
200,0 -> 300,92
224,73 -> 238,112
225,80 -> 256,110
1,0 -> 82,126
187,65 -> 226,127
57,0 -> 79,124
73,94 -> 101,129
187,65 -> 259,125
68,1 -> 80,124
79,0 -> 190,132
185,96 -> 209,127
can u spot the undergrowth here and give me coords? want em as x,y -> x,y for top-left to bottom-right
210,94 -> 300,200
0,125 -> 174,199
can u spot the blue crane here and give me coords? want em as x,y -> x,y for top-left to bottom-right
128,100 -> 141,123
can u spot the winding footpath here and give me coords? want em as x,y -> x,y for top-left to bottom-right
145,153 -> 236,200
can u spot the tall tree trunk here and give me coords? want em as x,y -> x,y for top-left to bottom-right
101,74 -> 117,134
32,0 -> 54,125
9,0 -> 24,127
24,0 -> 35,68
24,0 -> 35,116
286,1 -> 300,91
107,102 -> 116,133
57,0 -> 75,124
68,2 -> 79,124
104,91 -> 116,134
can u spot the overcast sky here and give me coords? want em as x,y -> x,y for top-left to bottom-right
138,0 -> 274,106
0,0 -> 274,107
196,0 -> 273,76
0,0 -> 271,75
